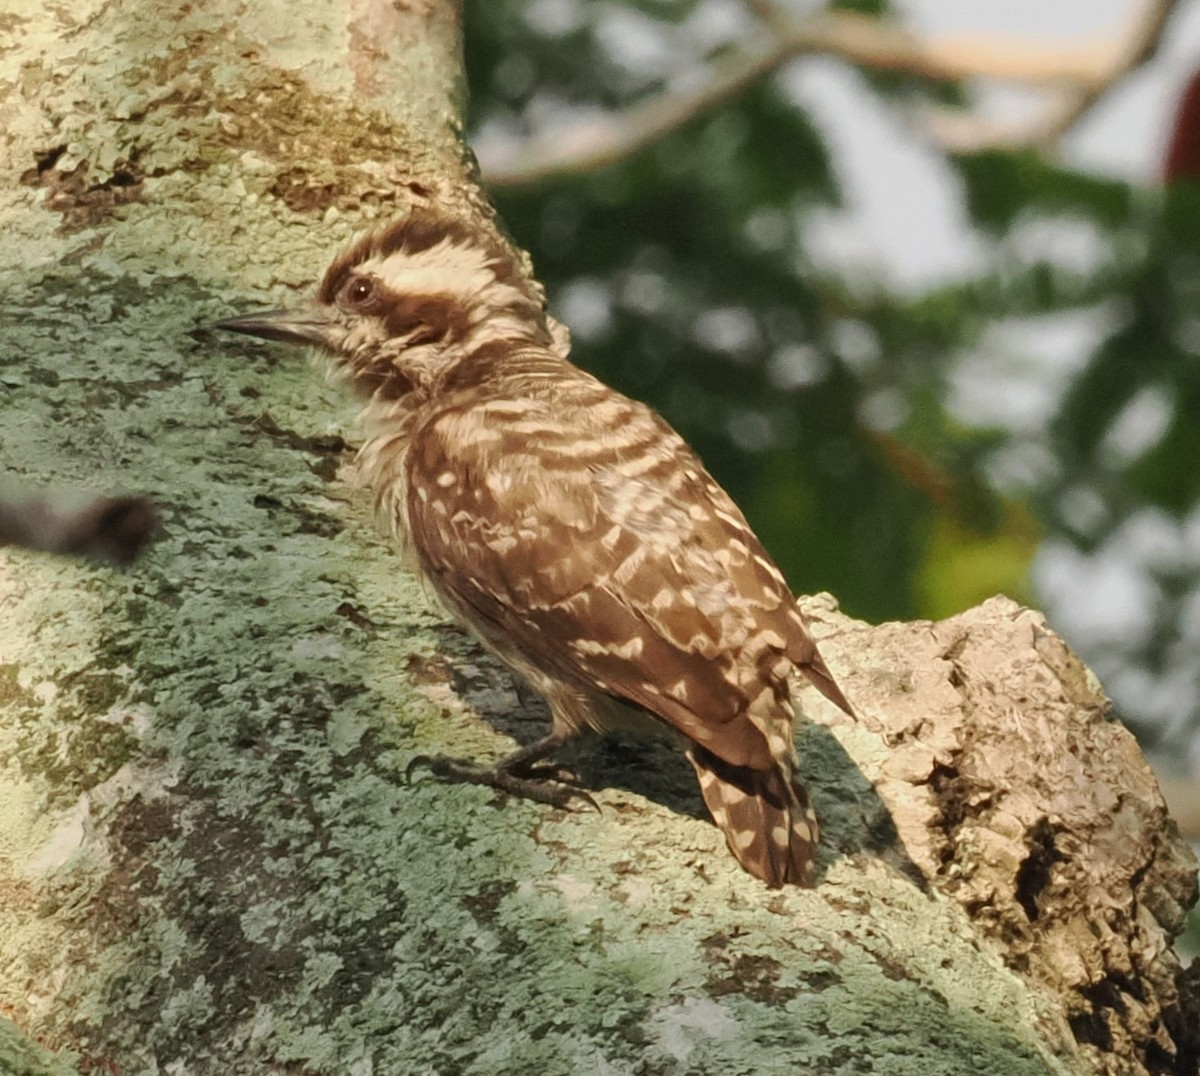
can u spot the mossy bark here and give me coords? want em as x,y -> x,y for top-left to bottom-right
0,3 -> 1196,1074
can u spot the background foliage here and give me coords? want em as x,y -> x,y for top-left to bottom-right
463,0 -> 1200,762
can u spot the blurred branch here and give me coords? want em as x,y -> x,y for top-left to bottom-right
927,0 -> 1184,152
482,0 -> 1183,188
483,30 -> 793,187
0,492 -> 158,566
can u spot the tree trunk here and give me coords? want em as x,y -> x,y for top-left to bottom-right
0,3 -> 1195,1074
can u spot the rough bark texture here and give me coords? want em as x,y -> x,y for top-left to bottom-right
0,2 -> 1196,1075
799,596 -> 1200,1075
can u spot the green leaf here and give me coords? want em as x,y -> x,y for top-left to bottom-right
915,512 -> 1038,620
1126,396 -> 1200,515
955,150 -> 1134,233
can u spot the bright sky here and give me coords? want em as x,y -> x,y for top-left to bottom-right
799,0 -> 1200,285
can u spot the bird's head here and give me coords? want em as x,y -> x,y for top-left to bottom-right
217,210 -> 557,398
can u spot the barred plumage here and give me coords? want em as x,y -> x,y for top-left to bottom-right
217,208 -> 853,887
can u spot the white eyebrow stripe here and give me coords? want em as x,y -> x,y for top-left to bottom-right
363,242 -> 508,303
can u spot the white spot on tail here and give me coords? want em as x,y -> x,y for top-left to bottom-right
721,785 -> 746,806
767,733 -> 791,759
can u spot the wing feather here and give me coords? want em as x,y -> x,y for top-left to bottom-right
405,386 -> 841,771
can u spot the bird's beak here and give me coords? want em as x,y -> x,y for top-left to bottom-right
214,306 -> 345,353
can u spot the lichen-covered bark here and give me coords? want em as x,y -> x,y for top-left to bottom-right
0,2 -> 1195,1074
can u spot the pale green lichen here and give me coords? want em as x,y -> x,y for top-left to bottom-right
0,1018 -> 78,1076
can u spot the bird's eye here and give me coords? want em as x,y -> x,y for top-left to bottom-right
342,277 -> 377,310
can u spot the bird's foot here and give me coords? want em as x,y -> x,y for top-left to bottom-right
404,753 -> 599,812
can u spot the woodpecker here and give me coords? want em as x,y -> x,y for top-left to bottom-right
217,208 -> 853,887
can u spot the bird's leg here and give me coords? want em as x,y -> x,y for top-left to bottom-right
405,731 -> 599,811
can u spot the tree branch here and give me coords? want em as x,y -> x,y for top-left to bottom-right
482,31 -> 793,187
926,0 -> 1185,152
482,0 -> 1184,188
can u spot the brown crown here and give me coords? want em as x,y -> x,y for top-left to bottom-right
317,210 -> 532,306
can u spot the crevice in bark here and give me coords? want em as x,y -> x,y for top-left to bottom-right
1014,816 -> 1064,922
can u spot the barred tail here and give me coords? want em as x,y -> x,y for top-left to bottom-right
800,647 -> 855,718
687,746 -> 820,888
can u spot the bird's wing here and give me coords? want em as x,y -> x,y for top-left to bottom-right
404,388 -> 847,772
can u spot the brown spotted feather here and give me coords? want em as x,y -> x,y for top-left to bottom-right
404,350 -> 845,885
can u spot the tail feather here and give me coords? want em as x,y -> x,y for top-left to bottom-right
687,746 -> 819,887
800,649 -> 855,718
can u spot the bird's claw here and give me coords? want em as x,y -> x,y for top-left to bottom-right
403,753 -> 438,785
403,752 -> 600,813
